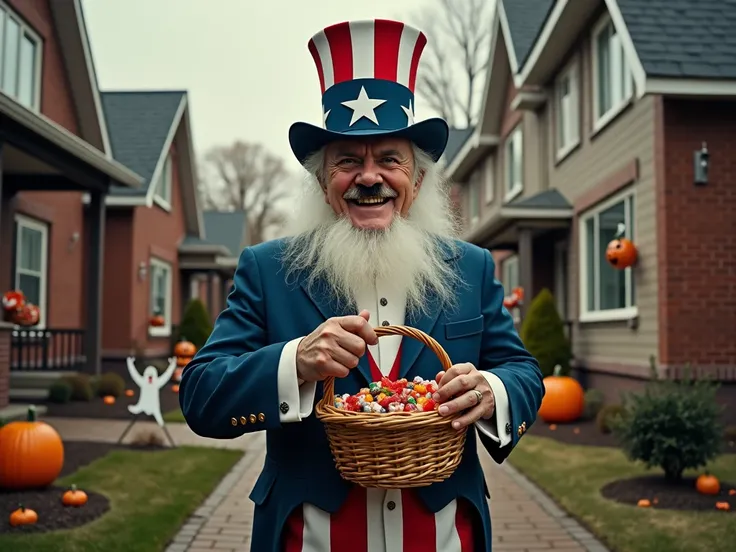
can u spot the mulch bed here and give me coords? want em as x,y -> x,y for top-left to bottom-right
528,417 -> 621,447
0,440 -> 165,534
601,474 -> 736,512
17,384 -> 182,420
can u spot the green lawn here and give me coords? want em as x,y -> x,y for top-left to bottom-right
508,435 -> 736,552
163,407 -> 186,424
0,446 -> 242,552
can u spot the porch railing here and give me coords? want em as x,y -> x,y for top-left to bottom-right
6,328 -> 86,371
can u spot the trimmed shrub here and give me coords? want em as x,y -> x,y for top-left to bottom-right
596,404 -> 625,434
48,380 -> 73,404
61,374 -> 93,401
177,299 -> 213,351
612,356 -> 724,481
582,388 -> 605,421
519,288 -> 572,377
96,372 -> 126,398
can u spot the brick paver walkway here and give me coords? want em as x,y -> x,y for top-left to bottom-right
164,434 -> 609,552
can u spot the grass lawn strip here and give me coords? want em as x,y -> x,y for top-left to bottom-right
508,435 -> 736,552
163,408 -> 186,424
0,446 -> 242,552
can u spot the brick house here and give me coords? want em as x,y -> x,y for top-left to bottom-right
442,0 -> 736,406
0,0 -> 240,413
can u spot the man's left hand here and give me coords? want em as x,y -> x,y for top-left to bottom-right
432,363 -> 495,431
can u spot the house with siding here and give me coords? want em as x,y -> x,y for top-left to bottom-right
442,0 -> 736,407
0,0 -> 241,413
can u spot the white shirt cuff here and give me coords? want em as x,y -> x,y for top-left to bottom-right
276,337 -> 317,423
474,370 -> 512,447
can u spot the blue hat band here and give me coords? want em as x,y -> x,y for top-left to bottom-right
322,78 -> 415,135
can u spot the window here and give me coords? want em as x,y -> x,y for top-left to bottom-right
14,214 -> 48,328
0,4 -> 42,110
467,171 -> 480,227
579,190 -> 636,321
504,125 -> 523,201
484,156 -> 494,204
149,258 -> 172,336
555,59 -> 579,160
154,154 -> 172,207
592,16 -> 633,130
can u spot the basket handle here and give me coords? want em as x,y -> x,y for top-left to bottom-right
317,324 -> 452,409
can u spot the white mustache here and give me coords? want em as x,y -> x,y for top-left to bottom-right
342,184 -> 398,200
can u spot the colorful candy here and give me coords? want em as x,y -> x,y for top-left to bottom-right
334,376 -> 440,413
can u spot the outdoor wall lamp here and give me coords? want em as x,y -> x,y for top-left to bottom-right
694,142 -> 709,186
138,261 -> 148,281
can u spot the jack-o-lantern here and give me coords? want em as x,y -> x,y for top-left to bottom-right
12,303 -> 40,327
606,238 -> 638,269
174,339 -> 196,358
150,315 -> 165,327
503,287 -> 524,310
537,365 -> 585,423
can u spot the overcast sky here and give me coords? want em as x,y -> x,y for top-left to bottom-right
81,0 -> 446,176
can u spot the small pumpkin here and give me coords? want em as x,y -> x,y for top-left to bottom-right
174,339 -> 196,358
0,405 -> 64,489
729,489 -> 736,496
9,504 -> 38,526
537,365 -> 585,423
172,384 -> 180,393
549,424 -> 557,431
696,472 -> 720,495
176,356 -> 192,368
637,499 -> 651,508
62,484 -> 88,507
125,389 -> 134,397
103,395 -> 115,405
606,238 -> 638,269
716,501 -> 731,511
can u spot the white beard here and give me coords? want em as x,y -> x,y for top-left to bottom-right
280,155 -> 463,318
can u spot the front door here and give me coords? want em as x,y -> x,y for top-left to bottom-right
554,240 -> 568,321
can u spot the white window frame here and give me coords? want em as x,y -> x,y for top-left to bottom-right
578,188 -> 637,323
555,56 -> 580,162
0,2 -> 43,111
591,14 -> 634,133
14,214 -> 48,329
148,257 -> 173,337
467,171 -> 480,227
152,153 -> 173,210
504,125 -> 523,202
484,155 -> 495,205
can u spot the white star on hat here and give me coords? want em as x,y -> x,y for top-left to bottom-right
401,100 -> 415,125
322,105 -> 331,128
341,86 -> 386,126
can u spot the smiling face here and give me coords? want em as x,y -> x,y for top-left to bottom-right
321,137 -> 423,230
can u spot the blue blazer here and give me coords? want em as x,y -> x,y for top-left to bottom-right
179,238 -> 544,552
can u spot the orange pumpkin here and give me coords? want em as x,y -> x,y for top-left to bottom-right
103,395 -> 115,405
125,389 -> 134,397
174,339 -> 196,358
172,384 -> 180,393
176,356 -> 192,367
696,472 -> 720,495
606,238 -> 638,269
729,489 -> 736,496
62,484 -> 88,507
637,499 -> 651,508
537,365 -> 585,423
0,406 -> 64,489
150,315 -> 165,327
716,501 -> 731,511
9,504 -> 38,526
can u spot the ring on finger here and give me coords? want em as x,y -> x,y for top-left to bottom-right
472,389 -> 483,404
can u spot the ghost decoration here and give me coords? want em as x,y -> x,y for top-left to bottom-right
126,356 -> 177,427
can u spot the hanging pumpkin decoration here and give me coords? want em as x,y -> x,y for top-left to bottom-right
12,303 -> 40,327
605,222 -> 637,270
174,339 -> 196,358
103,395 -> 115,405
9,504 -> 38,526
150,314 -> 165,327
537,365 -> 585,423
503,287 -> 524,310
0,406 -> 64,489
696,472 -> 720,495
62,484 -> 88,507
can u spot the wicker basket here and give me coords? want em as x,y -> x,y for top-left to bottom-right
315,324 -> 467,489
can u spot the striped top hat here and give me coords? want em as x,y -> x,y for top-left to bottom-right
288,19 -> 449,165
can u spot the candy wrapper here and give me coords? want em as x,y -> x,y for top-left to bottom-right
334,375 -> 439,413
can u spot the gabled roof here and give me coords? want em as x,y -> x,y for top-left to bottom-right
506,188 -> 571,209
617,0 -> 736,79
101,91 -> 187,197
202,211 -> 248,258
441,127 -> 475,169
502,0 -> 555,71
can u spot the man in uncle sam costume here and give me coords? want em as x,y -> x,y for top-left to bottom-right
179,19 -> 544,552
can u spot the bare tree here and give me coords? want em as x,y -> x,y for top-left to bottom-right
199,141 -> 290,245
409,0 -> 494,128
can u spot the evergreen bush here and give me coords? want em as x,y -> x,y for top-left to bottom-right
519,288 -> 572,377
96,372 -> 126,397
177,299 -> 213,351
48,380 -> 73,404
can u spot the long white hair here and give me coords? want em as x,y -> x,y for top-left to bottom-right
280,143 -> 463,317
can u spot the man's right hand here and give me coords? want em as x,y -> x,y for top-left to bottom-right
296,310 -> 378,383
